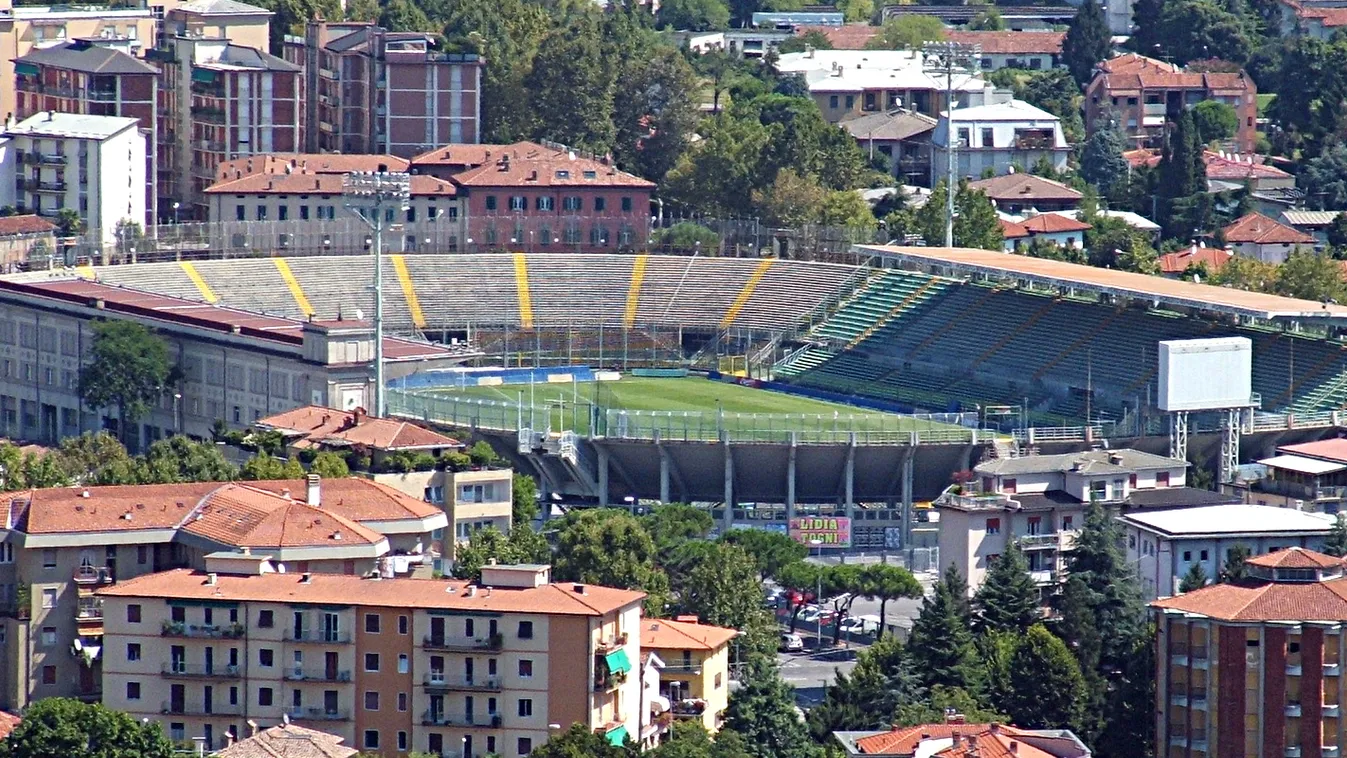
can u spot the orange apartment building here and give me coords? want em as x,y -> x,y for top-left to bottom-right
98,560 -> 644,756
1152,547 -> 1347,758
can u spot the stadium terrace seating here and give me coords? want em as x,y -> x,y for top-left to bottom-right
807,270 -> 953,345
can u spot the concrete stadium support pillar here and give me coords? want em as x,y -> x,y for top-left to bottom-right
658,449 -> 671,504
597,446 -> 610,507
844,433 -> 856,521
786,433 -> 797,523
901,448 -> 915,549
723,434 -> 735,532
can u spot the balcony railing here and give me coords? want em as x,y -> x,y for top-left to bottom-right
283,706 -> 349,721
596,633 -> 629,655
1015,532 -> 1061,549
284,630 -> 351,644
423,633 -> 503,652
162,663 -> 241,679
421,710 -> 502,728
283,668 -> 352,682
594,669 -> 628,692
161,701 -> 242,716
423,674 -> 502,692
73,566 -> 114,585
662,662 -> 703,675
76,600 -> 103,621
162,621 -> 246,639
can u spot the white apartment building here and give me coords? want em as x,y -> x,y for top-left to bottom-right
931,90 -> 1069,182
0,112 -> 146,243
776,49 -> 985,123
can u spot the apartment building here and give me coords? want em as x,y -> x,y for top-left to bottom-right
13,39 -> 160,227
0,112 -> 146,244
938,449 -> 1215,592
1250,438 -> 1347,512
0,474 -> 446,711
283,21 -> 484,157
98,560 -> 645,755
640,616 -> 734,734
932,90 -> 1070,182
1084,53 -> 1258,153
0,276 -> 458,447
1152,546 -> 1347,758
774,50 -> 985,123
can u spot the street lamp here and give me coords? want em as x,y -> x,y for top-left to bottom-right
343,171 -> 411,418
808,538 -> 823,650
172,201 -> 180,225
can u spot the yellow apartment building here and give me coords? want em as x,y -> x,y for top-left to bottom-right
640,615 -> 736,734
98,559 -> 645,756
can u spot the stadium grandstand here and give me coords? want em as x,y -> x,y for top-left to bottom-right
26,248 -> 1347,430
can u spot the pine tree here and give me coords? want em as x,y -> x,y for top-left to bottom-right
806,636 -> 922,741
973,543 -> 1041,635
1326,514 -> 1347,557
1221,544 -> 1252,582
724,657 -> 822,758
941,563 -> 972,624
907,576 -> 984,695
1062,0 -> 1111,86
1062,503 -> 1146,672
1079,124 -> 1130,194
1055,575 -> 1105,744
1004,625 -> 1087,731
1178,562 -> 1209,593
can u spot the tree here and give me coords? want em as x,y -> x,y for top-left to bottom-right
1158,109 -> 1209,238
1080,122 -> 1130,194
968,7 -> 1004,30
452,525 -> 551,582
866,16 -> 945,50
753,168 -> 826,227
553,508 -> 671,615
309,451 -> 350,479
512,472 -> 540,525
1212,254 -> 1278,291
655,223 -> 721,251
1178,562 -> 1210,592
522,18 -> 616,155
643,503 -> 715,563
893,685 -> 1007,727
1275,248 -> 1347,302
1061,503 -> 1146,672
1151,0 -> 1254,66
806,636 -> 922,739
778,30 -> 834,54
1085,213 -> 1159,273
1300,144 -> 1347,210
377,0 -> 433,32
650,721 -> 753,758
819,190 -> 877,229
859,563 -> 922,635
664,116 -> 772,217
1004,625 -> 1087,731
613,46 -> 700,184
914,181 -> 1004,250
658,0 -> 730,30
906,570 -> 982,694
526,722 -> 628,758
1327,214 -> 1347,250
239,453 -> 304,481
720,528 -> 807,581
723,657 -> 822,758
822,564 -> 867,646
1062,0 -> 1111,86
940,563 -> 971,624
837,0 -> 873,22
777,560 -> 823,632
0,698 -> 173,758
78,320 -> 173,448
1192,100 -> 1239,144
1221,544 -> 1252,582
972,543 -> 1041,634
53,209 -> 83,237
679,542 -> 778,658
139,437 -> 237,483
55,432 -> 139,485
1326,514 -> 1347,558
1055,574 -> 1105,742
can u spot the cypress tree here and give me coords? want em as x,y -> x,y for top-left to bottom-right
1062,0 -> 1111,86
907,577 -> 984,695
1326,514 -> 1347,557
1004,625 -> 1088,731
1178,562 -> 1209,593
973,543 -> 1041,635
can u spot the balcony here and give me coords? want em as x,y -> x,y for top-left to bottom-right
1288,663 -> 1304,676
1029,570 -> 1057,585
162,663 -> 241,679
662,661 -> 703,675
33,153 -> 66,166
1287,703 -> 1303,717
1327,704 -> 1342,717
76,599 -> 103,622
30,180 -> 66,194
283,668 -> 352,683
282,706 -> 349,722
1329,663 -> 1342,676
161,621 -> 246,639
1288,748 -> 1302,758
190,105 -> 226,125
594,669 -> 628,692
87,90 -> 118,102
284,630 -> 351,644
161,701 -> 243,717
423,633 -> 502,652
423,674 -> 502,692
1015,532 -> 1062,550
1190,691 -> 1208,710
1324,747 -> 1341,758
1168,735 -> 1188,748
73,566 -> 114,585
421,710 -> 502,728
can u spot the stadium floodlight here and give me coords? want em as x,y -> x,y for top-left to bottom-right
922,41 -> 981,249
343,171 -> 412,418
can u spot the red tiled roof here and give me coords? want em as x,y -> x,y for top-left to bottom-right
944,31 -> 1065,55
933,730 -> 1054,758
449,144 -> 655,189
0,712 -> 20,742
216,154 -> 411,180
1221,212 -> 1316,245
215,724 -> 356,758
204,172 -> 455,197
854,724 -> 995,755
410,141 -> 539,169
998,218 -> 1030,239
181,484 -> 386,550
1121,149 -> 1289,181
1158,245 -> 1232,274
1245,547 -> 1344,570
1285,0 -> 1347,27
1280,438 -> 1347,464
1019,214 -> 1091,234
793,23 -> 877,49
1151,576 -> 1347,621
1092,54 -> 1253,94
968,173 -> 1082,203
257,405 -> 459,452
641,617 -> 738,651
1099,53 -> 1180,75
0,214 -> 56,236
98,568 -> 646,616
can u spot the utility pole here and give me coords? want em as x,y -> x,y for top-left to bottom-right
923,42 -> 980,248
343,171 -> 411,418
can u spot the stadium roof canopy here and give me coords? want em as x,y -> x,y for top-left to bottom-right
858,245 -> 1347,322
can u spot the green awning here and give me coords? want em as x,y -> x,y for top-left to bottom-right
14,62 -> 38,77
605,725 -> 628,746
604,649 -> 632,675
191,69 -> 217,83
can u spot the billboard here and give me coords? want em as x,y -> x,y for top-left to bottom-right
789,516 -> 852,548
1157,337 -> 1253,411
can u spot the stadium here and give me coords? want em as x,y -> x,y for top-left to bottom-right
21,247 -> 1347,547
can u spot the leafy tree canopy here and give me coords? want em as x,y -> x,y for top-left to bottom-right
78,320 -> 173,447
0,698 -> 173,758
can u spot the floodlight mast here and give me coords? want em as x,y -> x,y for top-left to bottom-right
343,171 -> 412,418
922,42 -> 980,248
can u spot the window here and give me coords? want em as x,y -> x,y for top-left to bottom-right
171,606 -> 185,623
1002,478 -> 1017,494
1201,550 -> 1209,561
715,672 -> 723,688
127,643 -> 141,661
563,196 -> 582,212
364,653 -> 380,672
485,196 -> 497,211
398,692 -> 408,711
1157,472 -> 1170,487
1062,515 -> 1073,530
41,588 -> 56,609
957,128 -> 970,146
536,196 -> 554,211
829,95 -> 839,109
1183,551 -> 1192,562
235,205 -> 245,221
398,654 -> 409,674
1129,473 -> 1138,488
621,197 -> 633,212
259,649 -> 274,667
518,738 -> 533,755
41,666 -> 55,685
509,195 -> 526,212
42,549 -> 55,568
980,128 -> 994,147
517,698 -> 533,717
127,604 -> 142,623
136,545 -> 147,565
519,659 -> 533,678
300,205 -> 310,220
984,518 -> 1000,535
594,197 -> 606,212
126,682 -> 141,700
398,615 -> 408,635
364,691 -> 379,711
398,732 -> 408,751
365,614 -> 380,634
258,610 -> 274,628
258,687 -> 273,706
41,627 -> 55,646
278,206 -> 288,221
256,206 -> 267,220
518,621 -> 534,639
363,731 -> 379,750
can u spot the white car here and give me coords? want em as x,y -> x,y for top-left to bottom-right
779,633 -> 805,653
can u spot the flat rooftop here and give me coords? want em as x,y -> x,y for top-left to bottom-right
1118,503 -> 1335,537
857,245 -> 1347,321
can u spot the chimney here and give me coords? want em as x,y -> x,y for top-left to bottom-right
306,474 -> 321,507
952,733 -> 962,747
247,719 -> 258,738
280,488 -> 291,500
300,572 -> 312,584
465,586 -> 477,597
989,724 -> 1000,735
573,583 -> 587,595
1009,741 -> 1019,755
192,737 -> 206,757
206,573 -> 217,585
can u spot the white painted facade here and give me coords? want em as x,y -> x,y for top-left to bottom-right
931,94 -> 1069,182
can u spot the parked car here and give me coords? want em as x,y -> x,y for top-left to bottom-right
779,633 -> 805,653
